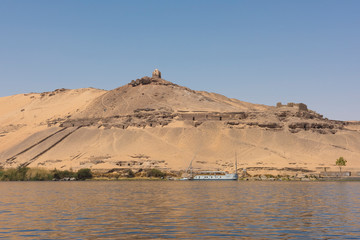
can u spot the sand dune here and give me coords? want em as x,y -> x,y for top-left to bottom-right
1,72 -> 359,175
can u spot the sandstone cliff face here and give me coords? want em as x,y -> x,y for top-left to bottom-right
0,72 -> 359,175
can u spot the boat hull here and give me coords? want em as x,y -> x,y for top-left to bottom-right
191,173 -> 238,181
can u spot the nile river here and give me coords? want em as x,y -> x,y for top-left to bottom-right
0,181 -> 359,239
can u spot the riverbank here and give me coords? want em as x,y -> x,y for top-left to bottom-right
1,167 -> 359,181
0,167 -> 92,181
0,167 -> 170,181
239,176 -> 360,182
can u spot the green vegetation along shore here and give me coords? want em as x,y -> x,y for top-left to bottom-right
0,167 -> 171,181
0,167 -> 358,181
0,167 -> 93,181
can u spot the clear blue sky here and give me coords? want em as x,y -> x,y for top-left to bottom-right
1,0 -> 359,120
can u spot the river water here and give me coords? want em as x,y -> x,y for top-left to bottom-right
0,181 -> 359,239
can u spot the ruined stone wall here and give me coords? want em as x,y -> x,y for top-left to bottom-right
178,112 -> 247,121
50,110 -> 175,129
276,102 -> 308,111
47,108 -> 341,135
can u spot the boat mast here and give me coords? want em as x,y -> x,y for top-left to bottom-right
190,160 -> 193,177
187,154 -> 196,178
235,151 -> 238,175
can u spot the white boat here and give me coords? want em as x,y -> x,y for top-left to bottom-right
192,171 -> 238,180
181,153 -> 238,181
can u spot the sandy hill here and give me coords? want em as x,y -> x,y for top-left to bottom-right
1,70 -> 360,176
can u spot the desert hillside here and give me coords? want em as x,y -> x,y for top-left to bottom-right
1,70 -> 360,176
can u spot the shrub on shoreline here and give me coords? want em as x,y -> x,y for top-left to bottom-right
52,169 -> 76,180
146,169 -> 166,178
76,168 -> 92,180
0,167 -> 93,181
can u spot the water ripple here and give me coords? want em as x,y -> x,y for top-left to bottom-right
0,181 -> 360,239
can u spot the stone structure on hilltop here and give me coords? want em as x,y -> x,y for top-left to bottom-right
276,102 -> 308,111
130,69 -> 167,87
152,69 -> 161,79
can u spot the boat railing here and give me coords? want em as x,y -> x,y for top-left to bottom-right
197,171 -> 228,175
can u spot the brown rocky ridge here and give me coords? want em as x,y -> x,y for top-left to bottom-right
1,69 -> 359,177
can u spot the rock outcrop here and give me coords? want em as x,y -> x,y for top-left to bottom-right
130,76 -> 153,87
